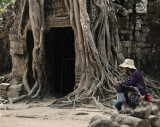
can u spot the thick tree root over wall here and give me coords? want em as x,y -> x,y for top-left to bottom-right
7,0 -> 160,108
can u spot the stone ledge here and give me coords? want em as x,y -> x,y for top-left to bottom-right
9,84 -> 24,92
0,83 -> 10,90
0,89 -> 7,96
151,105 -> 158,115
126,102 -> 152,119
7,91 -> 21,97
113,114 -> 150,127
149,115 -> 159,127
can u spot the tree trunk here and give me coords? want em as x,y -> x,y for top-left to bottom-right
51,0 -> 125,107
12,0 -> 160,105
12,0 -> 49,102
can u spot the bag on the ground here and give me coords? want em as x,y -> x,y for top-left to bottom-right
127,87 -> 140,109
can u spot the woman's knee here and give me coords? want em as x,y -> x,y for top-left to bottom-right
115,101 -> 122,111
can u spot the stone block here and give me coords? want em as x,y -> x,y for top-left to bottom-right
9,84 -> 24,92
136,0 -> 147,14
151,105 -> 158,115
135,36 -> 142,42
118,17 -> 129,29
135,31 -> 140,37
142,26 -> 150,33
0,83 -> 10,90
157,104 -> 160,111
0,89 -> 7,96
149,115 -> 158,127
115,4 -> 128,17
120,33 -> 133,41
113,122 -> 120,127
121,41 -> 132,48
120,125 -> 130,127
129,35 -> 133,41
88,115 -> 114,127
141,32 -> 148,38
12,56 -> 25,76
124,102 -> 152,119
128,30 -> 133,34
128,24 -> 134,30
119,30 -> 128,34
151,99 -> 160,111
136,19 -> 143,24
135,24 -> 142,30
128,9 -> 133,13
46,17 -> 71,28
10,40 -> 24,55
154,119 -> 160,127
114,114 -> 150,127
137,42 -> 151,48
7,91 -> 21,97
142,48 -> 151,55
9,34 -> 23,42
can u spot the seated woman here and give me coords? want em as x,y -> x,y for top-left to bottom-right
114,59 -> 150,113
113,81 -> 128,113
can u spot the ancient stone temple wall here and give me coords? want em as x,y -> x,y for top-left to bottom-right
9,0 -> 26,82
117,0 -> 160,79
1,0 -> 160,83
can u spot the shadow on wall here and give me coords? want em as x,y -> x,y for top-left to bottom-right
0,39 -> 12,76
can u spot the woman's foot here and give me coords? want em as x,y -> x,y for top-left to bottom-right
119,104 -> 129,114
119,109 -> 124,114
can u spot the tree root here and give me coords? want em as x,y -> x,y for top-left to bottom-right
8,0 -> 160,108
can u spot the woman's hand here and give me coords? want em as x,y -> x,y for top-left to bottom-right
122,85 -> 135,91
113,81 -> 121,90
114,81 -> 121,85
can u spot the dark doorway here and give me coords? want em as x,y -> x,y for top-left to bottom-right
26,30 -> 35,88
45,27 -> 75,96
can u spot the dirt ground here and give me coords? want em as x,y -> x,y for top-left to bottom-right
0,97 -> 116,127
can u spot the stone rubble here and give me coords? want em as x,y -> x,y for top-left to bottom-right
88,101 -> 160,127
0,83 -> 24,100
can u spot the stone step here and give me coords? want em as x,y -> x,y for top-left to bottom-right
7,91 -> 21,97
149,115 -> 159,127
0,83 -> 10,90
0,89 -> 7,96
9,84 -> 24,92
151,99 -> 160,111
124,101 -> 152,119
151,104 -> 158,115
113,114 -> 150,127
88,115 -> 113,127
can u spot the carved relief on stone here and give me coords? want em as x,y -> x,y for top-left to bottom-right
44,0 -> 69,18
136,0 -> 147,14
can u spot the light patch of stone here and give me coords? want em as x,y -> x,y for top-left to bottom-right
149,115 -> 159,127
151,104 -> 159,115
136,0 -> 148,14
7,84 -> 24,97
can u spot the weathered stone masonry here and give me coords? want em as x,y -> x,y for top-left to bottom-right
117,0 -> 160,76
0,0 -> 160,97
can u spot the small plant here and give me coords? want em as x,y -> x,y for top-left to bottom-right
0,0 -> 15,11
